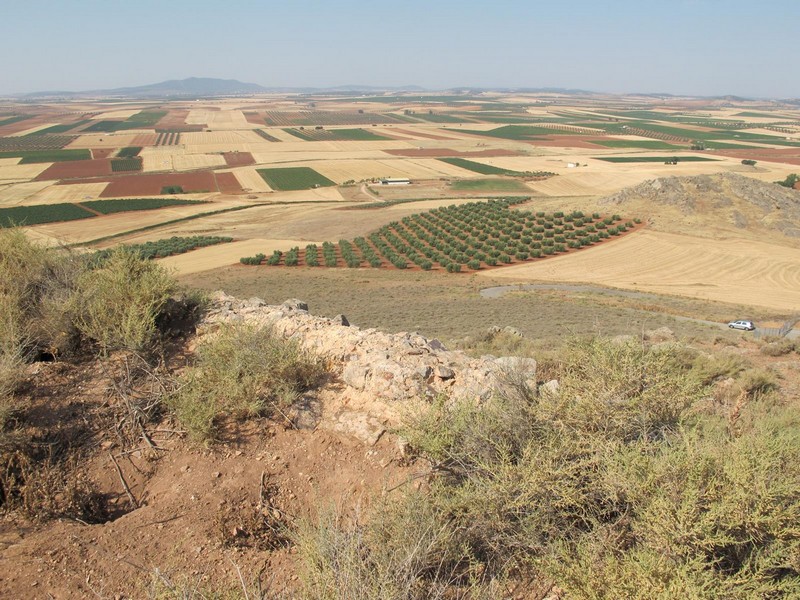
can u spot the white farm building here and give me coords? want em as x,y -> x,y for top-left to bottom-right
380,178 -> 411,185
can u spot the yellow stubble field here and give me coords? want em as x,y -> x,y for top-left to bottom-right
479,229 -> 800,312
157,239 -> 319,275
0,163 -> 53,183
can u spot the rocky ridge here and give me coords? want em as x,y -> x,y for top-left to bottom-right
598,172 -> 800,238
202,292 -> 537,444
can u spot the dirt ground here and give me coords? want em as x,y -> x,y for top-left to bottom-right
0,353 -> 416,599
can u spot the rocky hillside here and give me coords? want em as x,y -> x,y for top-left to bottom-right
204,293 -> 537,443
598,173 -> 800,240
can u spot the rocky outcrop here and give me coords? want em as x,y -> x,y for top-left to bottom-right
598,173 -> 800,238
202,293 -> 537,444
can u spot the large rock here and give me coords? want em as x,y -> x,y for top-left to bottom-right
203,292 -> 538,432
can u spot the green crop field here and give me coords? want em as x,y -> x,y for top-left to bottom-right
94,235 -> 233,261
331,128 -> 391,140
0,149 -> 91,163
117,146 -> 142,158
450,178 -> 531,192
251,199 -> 634,271
699,141 -> 764,150
26,121 -> 91,135
256,167 -> 336,191
439,157 -> 519,175
83,110 -> 167,133
0,198 -> 208,227
412,113 -> 470,123
0,115 -> 32,128
594,156 -> 718,163
254,130 -> 281,142
593,140 -> 683,149
460,124 -> 583,140
439,157 -> 554,179
0,203 -> 93,227
82,198 -> 206,214
735,111 -> 790,119
283,128 -> 317,141
283,127 -> 390,141
110,157 -> 143,172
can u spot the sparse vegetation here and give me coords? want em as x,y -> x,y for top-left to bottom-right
358,338 -> 800,598
776,173 -> 799,188
167,323 -> 325,442
74,248 -> 177,353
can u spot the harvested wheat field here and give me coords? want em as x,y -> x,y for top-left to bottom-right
140,148 -> 180,172
181,130 -> 267,148
27,198 -> 245,246
30,182 -> 109,204
172,153 -> 227,171
230,167 -> 273,192
67,133 -> 140,149
480,229 -> 800,312
0,180 -> 53,206
185,109 -> 251,129
90,109 -> 141,120
0,163 -> 52,182
157,238 -> 319,275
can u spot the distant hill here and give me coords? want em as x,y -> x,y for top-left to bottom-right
22,77 -> 270,99
18,79 -> 430,99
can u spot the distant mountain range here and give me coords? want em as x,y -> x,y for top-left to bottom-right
14,78 -> 785,102
18,78 -> 428,99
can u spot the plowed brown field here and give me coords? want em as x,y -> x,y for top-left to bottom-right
222,151 -> 255,166
98,171 -> 219,197
36,159 -> 112,180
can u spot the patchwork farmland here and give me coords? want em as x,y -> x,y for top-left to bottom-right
0,91 -> 797,314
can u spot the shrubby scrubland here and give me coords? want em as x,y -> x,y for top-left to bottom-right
297,338 -> 800,599
1,228 -> 798,598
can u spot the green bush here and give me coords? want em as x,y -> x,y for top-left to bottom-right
74,248 -> 176,353
0,228 -> 84,358
239,253 -> 265,266
395,338 -> 800,597
167,323 -> 325,442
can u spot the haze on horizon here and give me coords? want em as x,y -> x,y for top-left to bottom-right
2,0 -> 798,99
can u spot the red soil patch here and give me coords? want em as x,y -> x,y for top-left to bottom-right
215,172 -> 244,194
36,159 -> 113,180
130,133 -> 158,146
223,151 -> 255,167
99,171 -> 218,197
383,148 -> 520,158
390,128 -> 453,141
244,111 -> 266,126
701,147 -> 800,167
154,109 -> 188,129
91,148 -> 115,159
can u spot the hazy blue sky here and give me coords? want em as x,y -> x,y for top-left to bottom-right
2,0 -> 798,97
